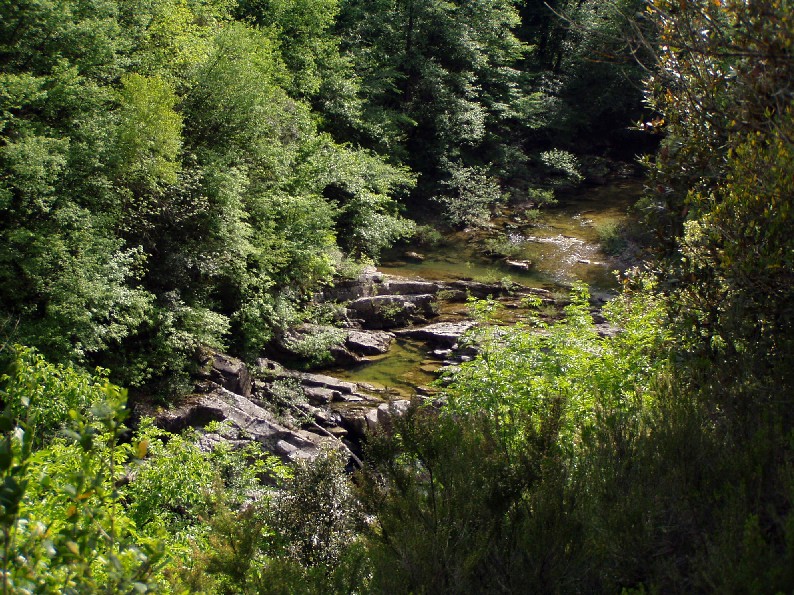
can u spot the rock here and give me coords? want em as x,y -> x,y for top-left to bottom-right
435,289 -> 469,302
505,259 -> 531,271
196,432 -> 250,454
336,406 -> 370,440
405,251 -> 425,261
347,294 -> 436,329
256,357 -> 288,377
295,403 -> 344,429
595,322 -> 621,338
325,425 -> 349,439
332,392 -> 368,404
366,400 -> 412,433
346,329 -> 394,355
328,344 -> 365,366
414,385 -> 438,397
395,320 -> 477,347
302,385 -> 335,405
299,372 -> 358,395
204,351 -> 252,398
155,387 -> 347,463
379,278 -> 441,296
317,266 -> 384,302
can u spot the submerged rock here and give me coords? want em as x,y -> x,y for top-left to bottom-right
505,259 -> 531,271
447,279 -> 512,299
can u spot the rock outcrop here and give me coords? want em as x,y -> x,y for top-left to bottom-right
155,386 -> 345,462
345,329 -> 394,355
347,294 -> 436,329
199,350 -> 252,398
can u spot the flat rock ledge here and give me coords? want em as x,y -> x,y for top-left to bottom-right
395,320 -> 478,347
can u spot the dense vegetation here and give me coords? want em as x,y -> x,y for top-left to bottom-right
2,0 -> 793,592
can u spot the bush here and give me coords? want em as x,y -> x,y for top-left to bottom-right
436,164 -> 506,227
596,221 -> 627,255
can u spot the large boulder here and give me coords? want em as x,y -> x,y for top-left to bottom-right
377,278 -> 442,296
201,351 -> 252,398
299,372 -> 358,396
346,329 -> 394,355
365,399 -> 412,433
347,294 -> 436,329
316,266 -> 384,302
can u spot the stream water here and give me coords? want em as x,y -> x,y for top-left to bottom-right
327,180 -> 644,396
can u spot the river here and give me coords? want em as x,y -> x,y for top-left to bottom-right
325,179 -> 644,396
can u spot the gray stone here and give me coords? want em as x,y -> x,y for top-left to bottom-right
505,259 -> 531,271
207,351 -> 252,397
379,279 -> 441,296
347,294 -> 436,329
155,387 -> 348,463
300,372 -> 358,395
346,329 -> 394,355
365,400 -> 412,433
395,320 -> 477,347
336,406 -> 369,440
303,386 -> 335,405
316,266 -> 384,302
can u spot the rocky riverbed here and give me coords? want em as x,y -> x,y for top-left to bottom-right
137,179 -> 642,466
138,267 -> 607,467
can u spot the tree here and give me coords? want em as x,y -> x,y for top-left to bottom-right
337,0 -> 531,196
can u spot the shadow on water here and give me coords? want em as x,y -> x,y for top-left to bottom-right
326,338 -> 439,397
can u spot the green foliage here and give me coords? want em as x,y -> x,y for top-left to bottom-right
360,406 -> 536,594
282,327 -> 347,367
114,73 -> 183,191
359,281 -> 673,592
269,449 -> 362,567
338,0 -> 535,201
0,349 -> 165,593
447,281 -> 669,458
596,220 -> 626,255
539,148 -> 583,185
436,163 -> 506,227
0,0 -> 417,393
0,346 -> 110,445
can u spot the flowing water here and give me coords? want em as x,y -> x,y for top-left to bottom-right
327,180 -> 644,396
381,180 -> 643,294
